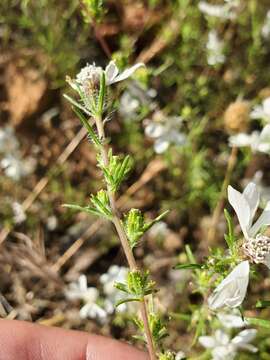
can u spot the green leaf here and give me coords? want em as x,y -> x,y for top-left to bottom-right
72,107 -> 101,146
115,297 -> 142,307
185,245 -> 196,263
143,210 -> 170,232
246,317 -> 270,329
224,209 -> 235,251
256,300 -> 270,309
174,263 -> 203,270
63,94 -> 92,116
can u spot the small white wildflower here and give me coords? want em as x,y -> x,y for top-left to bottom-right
66,275 -> 107,321
100,265 -> 129,313
208,261 -> 250,310
248,171 -> 270,205
145,112 -> 186,153
206,30 -> 226,66
119,91 -> 140,119
262,10 -> 270,39
105,61 -> 145,85
217,311 -> 246,329
46,215 -> 58,231
66,275 -> 98,303
250,97 -> 270,122
199,328 -> 257,360
70,61 -> 144,94
1,155 -> 27,181
12,202 -> 26,224
175,351 -> 186,360
228,182 -> 270,268
199,0 -> 239,20
229,124 -> 270,154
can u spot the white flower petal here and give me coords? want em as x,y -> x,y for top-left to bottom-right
243,183 -> 260,221
111,63 -> 145,84
229,133 -> 253,147
154,139 -> 170,153
228,185 -> 251,238
208,261 -> 249,310
105,61 -> 119,84
199,335 -> 216,349
232,329 -> 257,347
217,313 -> 246,328
145,122 -> 165,138
250,201 -> 270,237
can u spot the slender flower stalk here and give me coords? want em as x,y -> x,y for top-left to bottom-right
94,114 -> 157,360
65,61 -> 158,360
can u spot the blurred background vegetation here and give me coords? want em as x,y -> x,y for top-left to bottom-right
1,0 -> 270,358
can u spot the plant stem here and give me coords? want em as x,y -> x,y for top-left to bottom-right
95,116 -> 157,360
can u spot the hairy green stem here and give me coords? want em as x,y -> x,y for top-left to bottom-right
95,115 -> 157,360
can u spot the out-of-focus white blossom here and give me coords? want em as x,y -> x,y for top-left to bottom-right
248,171 -> 270,205
0,126 -> 36,181
100,265 -> 130,313
228,182 -> 270,268
199,0 -> 239,21
175,351 -> 186,360
217,311 -> 246,329
250,97 -> 270,122
12,202 -> 26,224
66,275 -> 107,321
229,124 -> 270,154
206,30 -> 225,66
199,328 -> 257,360
208,261 -> 249,310
1,154 -> 36,181
262,10 -> 270,39
119,91 -> 140,119
145,111 -> 186,153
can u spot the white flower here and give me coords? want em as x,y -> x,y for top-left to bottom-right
73,61 -> 144,89
250,97 -> 270,122
208,261 -> 249,310
217,311 -> 246,329
229,124 -> 270,154
199,328 -> 257,360
175,351 -> 186,360
145,112 -> 186,153
262,10 -> 270,39
0,154 -> 35,181
100,265 -> 130,313
104,61 -> 145,85
199,0 -> 239,20
66,275 -> 107,321
12,202 -> 26,224
66,275 -> 99,303
249,171 -> 270,205
228,182 -> 270,267
79,302 -> 107,321
119,91 -> 140,119
206,30 -> 225,66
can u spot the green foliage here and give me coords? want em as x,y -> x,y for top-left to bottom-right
115,270 -> 156,301
224,208 -> 237,253
98,149 -> 133,193
158,351 -> 176,360
64,189 -> 112,220
124,209 -> 169,249
81,0 -> 104,23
